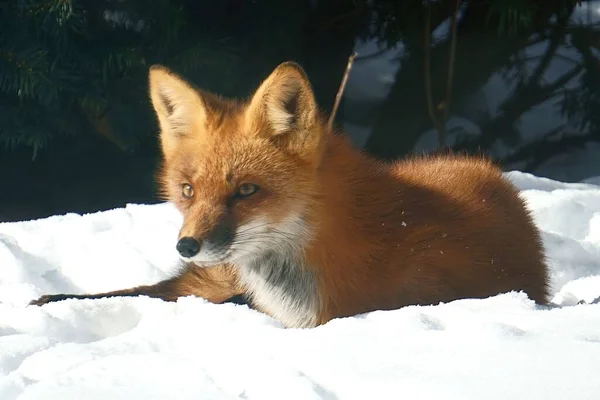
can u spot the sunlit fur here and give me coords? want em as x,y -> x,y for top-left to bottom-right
151,62 -> 326,327
29,61 -> 551,329
149,61 -> 550,328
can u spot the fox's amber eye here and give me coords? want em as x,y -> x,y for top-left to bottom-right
236,183 -> 259,198
182,183 -> 194,198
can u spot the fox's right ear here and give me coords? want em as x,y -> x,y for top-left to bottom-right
148,65 -> 206,158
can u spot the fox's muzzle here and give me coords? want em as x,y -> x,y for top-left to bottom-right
176,212 -> 235,262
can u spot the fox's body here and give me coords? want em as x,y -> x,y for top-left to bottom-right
30,62 -> 550,328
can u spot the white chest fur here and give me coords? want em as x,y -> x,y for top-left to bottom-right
238,251 -> 320,328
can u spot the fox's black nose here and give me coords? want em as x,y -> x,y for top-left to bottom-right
176,237 -> 201,258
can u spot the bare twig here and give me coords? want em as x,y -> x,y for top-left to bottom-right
328,51 -> 357,130
424,0 -> 460,148
439,0 -> 461,147
424,3 -> 444,144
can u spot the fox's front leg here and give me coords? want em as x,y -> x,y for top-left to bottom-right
29,263 -> 242,306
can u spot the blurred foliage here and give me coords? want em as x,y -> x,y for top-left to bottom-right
356,0 -> 582,47
560,25 -> 600,134
362,0 -> 600,170
0,0 -> 361,157
0,0 -> 591,159
0,0 -> 245,158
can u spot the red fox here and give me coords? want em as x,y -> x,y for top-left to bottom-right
30,61 -> 550,328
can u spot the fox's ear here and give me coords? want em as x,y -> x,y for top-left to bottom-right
245,62 -> 320,154
148,65 -> 206,157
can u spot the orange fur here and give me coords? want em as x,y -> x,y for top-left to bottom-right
30,62 -> 550,329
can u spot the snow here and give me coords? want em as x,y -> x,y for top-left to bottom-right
1,172 -> 600,400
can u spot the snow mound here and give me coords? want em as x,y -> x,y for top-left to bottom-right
1,171 -> 600,400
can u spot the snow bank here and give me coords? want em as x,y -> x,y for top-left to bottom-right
1,171 -> 600,400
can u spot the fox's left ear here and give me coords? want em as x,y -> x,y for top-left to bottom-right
245,62 -> 321,155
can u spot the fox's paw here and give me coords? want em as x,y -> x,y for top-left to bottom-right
29,294 -> 73,306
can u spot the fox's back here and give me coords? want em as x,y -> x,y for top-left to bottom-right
369,153 -> 549,308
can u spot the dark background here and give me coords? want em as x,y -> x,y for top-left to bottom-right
1,0 -> 599,223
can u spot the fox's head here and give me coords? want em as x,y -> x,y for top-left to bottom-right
148,62 -> 327,266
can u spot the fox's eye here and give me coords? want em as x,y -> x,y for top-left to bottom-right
182,183 -> 194,198
236,183 -> 259,198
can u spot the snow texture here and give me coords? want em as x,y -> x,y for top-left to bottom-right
1,171 -> 600,400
